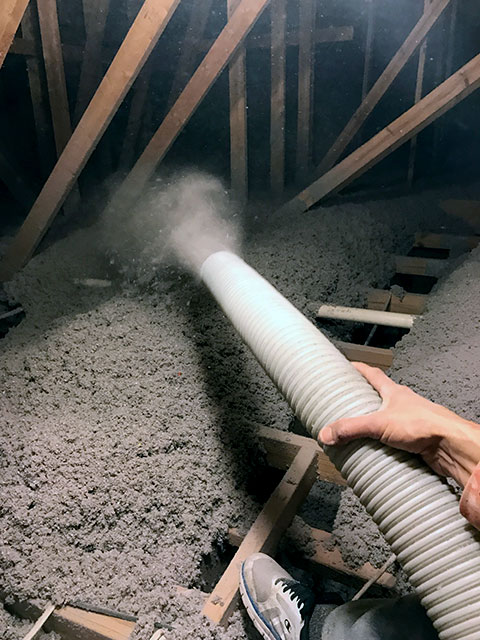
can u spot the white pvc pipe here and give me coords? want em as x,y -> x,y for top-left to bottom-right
200,251 -> 480,640
317,304 -> 417,329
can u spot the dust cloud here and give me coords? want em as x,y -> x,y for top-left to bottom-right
103,171 -> 241,281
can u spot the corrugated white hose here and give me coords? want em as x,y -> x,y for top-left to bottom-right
200,251 -> 480,640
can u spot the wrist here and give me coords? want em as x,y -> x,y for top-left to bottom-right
438,416 -> 480,487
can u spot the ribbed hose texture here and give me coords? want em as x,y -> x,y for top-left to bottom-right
200,251 -> 480,640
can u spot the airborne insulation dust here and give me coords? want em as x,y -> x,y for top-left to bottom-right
0,171 -> 479,639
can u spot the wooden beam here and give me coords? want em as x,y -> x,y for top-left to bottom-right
74,0 -> 110,124
228,526 -> 396,589
203,445 -> 318,625
5,598 -> 135,640
316,0 -> 450,176
36,0 -> 72,157
109,0 -> 270,214
439,200 -> 480,233
228,0 -> 248,202
22,603 -> 56,640
279,53 -> 480,215
361,0 -> 375,101
0,0 -> 181,281
118,0 -> 154,169
258,425 -> 346,486
197,25 -> 354,53
269,0 -> 286,196
21,3 -> 53,177
295,0 -> 315,182
335,341 -> 394,371
166,0 -> 213,109
395,255 -> 447,277
0,0 -> 30,68
407,0 -> 430,186
368,289 -> 426,315
414,231 -> 479,252
118,60 -> 153,169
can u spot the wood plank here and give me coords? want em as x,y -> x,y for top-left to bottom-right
227,526 -> 396,590
270,0 -> 286,196
258,425 -> 346,486
109,0 -> 270,214
0,0 -> 182,281
335,341 -> 394,370
21,3 -> 53,177
203,446 -> 318,625
439,200 -> 480,234
407,0 -> 430,186
368,289 -> 426,315
295,0 -> 315,182
5,598 -> 135,640
316,0 -> 450,176
166,0 -> 213,109
0,0 -> 30,69
118,60 -> 153,168
22,603 -> 56,640
361,0 -> 375,101
279,53 -> 480,215
395,255 -> 447,277
36,0 -> 72,157
414,231 -> 479,251
74,0 -> 110,124
197,25 -> 354,53
118,0 -> 154,169
228,0 -> 248,202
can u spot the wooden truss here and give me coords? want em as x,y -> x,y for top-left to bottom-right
279,52 -> 480,216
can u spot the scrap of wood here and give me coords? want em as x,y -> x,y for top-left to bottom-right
0,0 -> 30,68
335,340 -> 394,371
227,526 -> 396,590
166,0 -> 214,109
278,52 -> 480,215
270,0 -> 286,196
203,446 -> 318,625
368,289 -> 426,315
0,0 -> 182,281
407,0 -> 431,186
414,231 -> 479,251
295,0 -> 315,182
316,0 -> 450,176
36,0 -> 72,156
4,597 -> 135,640
21,603 -> 56,640
74,0 -> 110,124
258,425 -> 346,486
395,255 -> 447,278
21,4 -> 53,177
439,200 -> 480,234
109,0 -> 270,213
228,0 -> 248,202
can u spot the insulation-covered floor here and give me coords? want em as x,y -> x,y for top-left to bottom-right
0,183 -> 477,639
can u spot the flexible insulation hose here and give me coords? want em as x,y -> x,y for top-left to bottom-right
200,251 -> 480,640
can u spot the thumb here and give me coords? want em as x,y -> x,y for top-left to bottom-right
319,412 -> 385,446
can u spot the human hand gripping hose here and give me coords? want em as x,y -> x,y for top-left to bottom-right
200,250 -> 480,640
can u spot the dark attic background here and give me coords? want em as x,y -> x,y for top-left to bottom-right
1,0 -> 480,244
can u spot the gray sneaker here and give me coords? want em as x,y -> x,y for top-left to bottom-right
240,553 -> 315,640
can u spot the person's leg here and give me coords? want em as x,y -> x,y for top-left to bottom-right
322,594 -> 438,640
